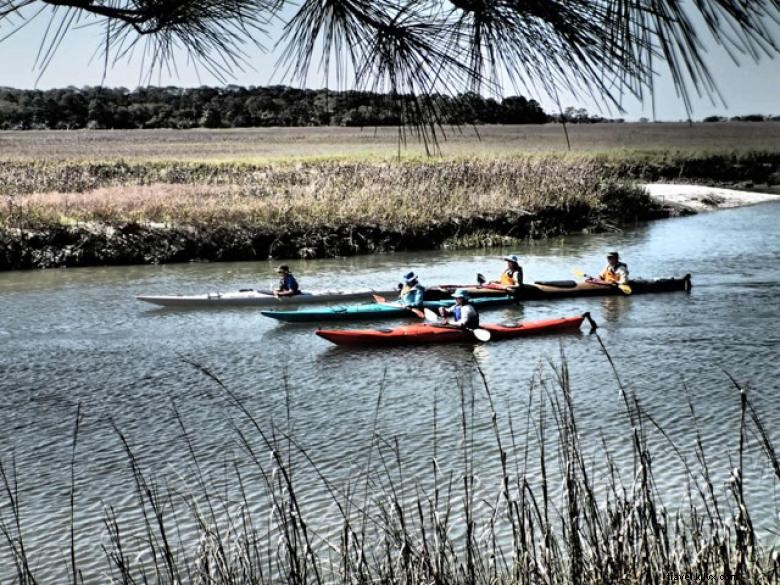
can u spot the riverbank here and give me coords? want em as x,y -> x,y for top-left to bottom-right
2,150 -> 779,270
643,183 -> 780,212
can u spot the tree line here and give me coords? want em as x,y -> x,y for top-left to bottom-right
0,86 -> 551,130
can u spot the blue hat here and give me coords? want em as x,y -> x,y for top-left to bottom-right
403,271 -> 418,284
502,255 -> 520,264
452,288 -> 469,299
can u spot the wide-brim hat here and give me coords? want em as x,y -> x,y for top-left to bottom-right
276,264 -> 290,273
606,251 -> 619,259
403,271 -> 418,284
502,255 -> 520,264
452,288 -> 469,299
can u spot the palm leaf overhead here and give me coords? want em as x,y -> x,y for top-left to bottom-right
2,0 -> 778,129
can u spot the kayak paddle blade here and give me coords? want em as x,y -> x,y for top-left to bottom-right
472,328 -> 492,342
423,308 -> 440,322
618,283 -> 633,295
572,268 -> 588,279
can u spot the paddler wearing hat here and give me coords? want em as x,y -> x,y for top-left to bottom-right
599,251 -> 629,284
399,271 -> 426,308
489,254 -> 523,288
273,264 -> 301,297
438,289 -> 480,328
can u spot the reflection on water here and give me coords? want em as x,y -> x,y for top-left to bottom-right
599,295 -> 633,323
1,202 -> 779,580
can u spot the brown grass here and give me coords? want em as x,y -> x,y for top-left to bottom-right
2,158 -> 606,228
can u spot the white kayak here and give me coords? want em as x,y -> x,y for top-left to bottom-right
136,288 -> 400,308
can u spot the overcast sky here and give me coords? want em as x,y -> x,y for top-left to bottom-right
1,6 -> 778,121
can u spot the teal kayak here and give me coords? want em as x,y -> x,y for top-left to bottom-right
261,296 -> 516,323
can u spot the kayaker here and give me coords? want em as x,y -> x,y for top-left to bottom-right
399,271 -> 425,308
490,255 -> 523,288
438,288 -> 479,328
598,252 -> 629,284
273,265 -> 301,297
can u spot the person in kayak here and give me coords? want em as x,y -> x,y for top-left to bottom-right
438,289 -> 479,328
598,252 -> 629,284
399,271 -> 425,308
490,255 -> 523,288
273,265 -> 301,297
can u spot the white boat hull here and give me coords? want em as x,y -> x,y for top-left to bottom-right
136,288 -> 400,307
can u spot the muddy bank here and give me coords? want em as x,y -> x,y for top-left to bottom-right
0,203 -> 673,270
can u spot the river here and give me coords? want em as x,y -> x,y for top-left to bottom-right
1,201 -> 778,581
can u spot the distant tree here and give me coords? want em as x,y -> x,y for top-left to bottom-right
199,107 -> 223,128
1,0 -> 778,148
730,114 -> 766,122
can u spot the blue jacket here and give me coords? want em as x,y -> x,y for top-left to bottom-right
400,284 -> 425,308
278,274 -> 300,293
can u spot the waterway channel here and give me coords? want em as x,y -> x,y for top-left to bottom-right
1,202 -> 778,581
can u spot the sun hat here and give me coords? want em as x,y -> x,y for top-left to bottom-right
276,264 -> 290,273
402,271 -> 418,284
452,288 -> 469,299
606,251 -> 619,259
502,255 -> 520,264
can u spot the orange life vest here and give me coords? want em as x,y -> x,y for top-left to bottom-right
600,262 -> 627,283
500,270 -> 518,286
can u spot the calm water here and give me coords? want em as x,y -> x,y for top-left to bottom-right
1,202 -> 779,580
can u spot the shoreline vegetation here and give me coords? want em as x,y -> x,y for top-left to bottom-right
1,125 -> 779,271
2,357 -> 779,583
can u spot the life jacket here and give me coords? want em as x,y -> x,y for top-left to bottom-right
500,269 -> 519,286
453,304 -> 479,328
601,262 -> 627,284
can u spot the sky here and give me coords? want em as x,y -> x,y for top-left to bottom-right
1,4 -> 778,121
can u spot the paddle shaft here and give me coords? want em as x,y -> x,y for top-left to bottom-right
374,293 -> 425,318
573,269 -> 632,295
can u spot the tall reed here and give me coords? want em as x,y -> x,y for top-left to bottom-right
0,346 -> 778,584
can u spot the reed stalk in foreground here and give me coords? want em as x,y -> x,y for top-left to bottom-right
1,345 -> 779,584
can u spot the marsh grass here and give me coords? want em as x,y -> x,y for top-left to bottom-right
1,158 -> 614,229
2,147 -> 777,230
1,344 -> 779,584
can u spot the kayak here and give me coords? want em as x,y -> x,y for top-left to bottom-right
438,274 -> 692,300
316,314 -> 591,346
136,288 -> 400,308
261,295 -> 516,323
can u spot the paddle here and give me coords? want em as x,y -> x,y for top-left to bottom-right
373,294 -> 425,319
572,269 -> 632,295
422,308 -> 491,342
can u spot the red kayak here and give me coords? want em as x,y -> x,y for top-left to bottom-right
316,313 -> 594,346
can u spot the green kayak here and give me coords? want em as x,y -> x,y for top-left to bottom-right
261,295 -> 516,323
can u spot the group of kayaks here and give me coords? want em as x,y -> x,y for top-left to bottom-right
137,274 -> 692,348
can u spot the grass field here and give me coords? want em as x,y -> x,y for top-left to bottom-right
1,123 -> 778,268
1,122 -> 779,162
